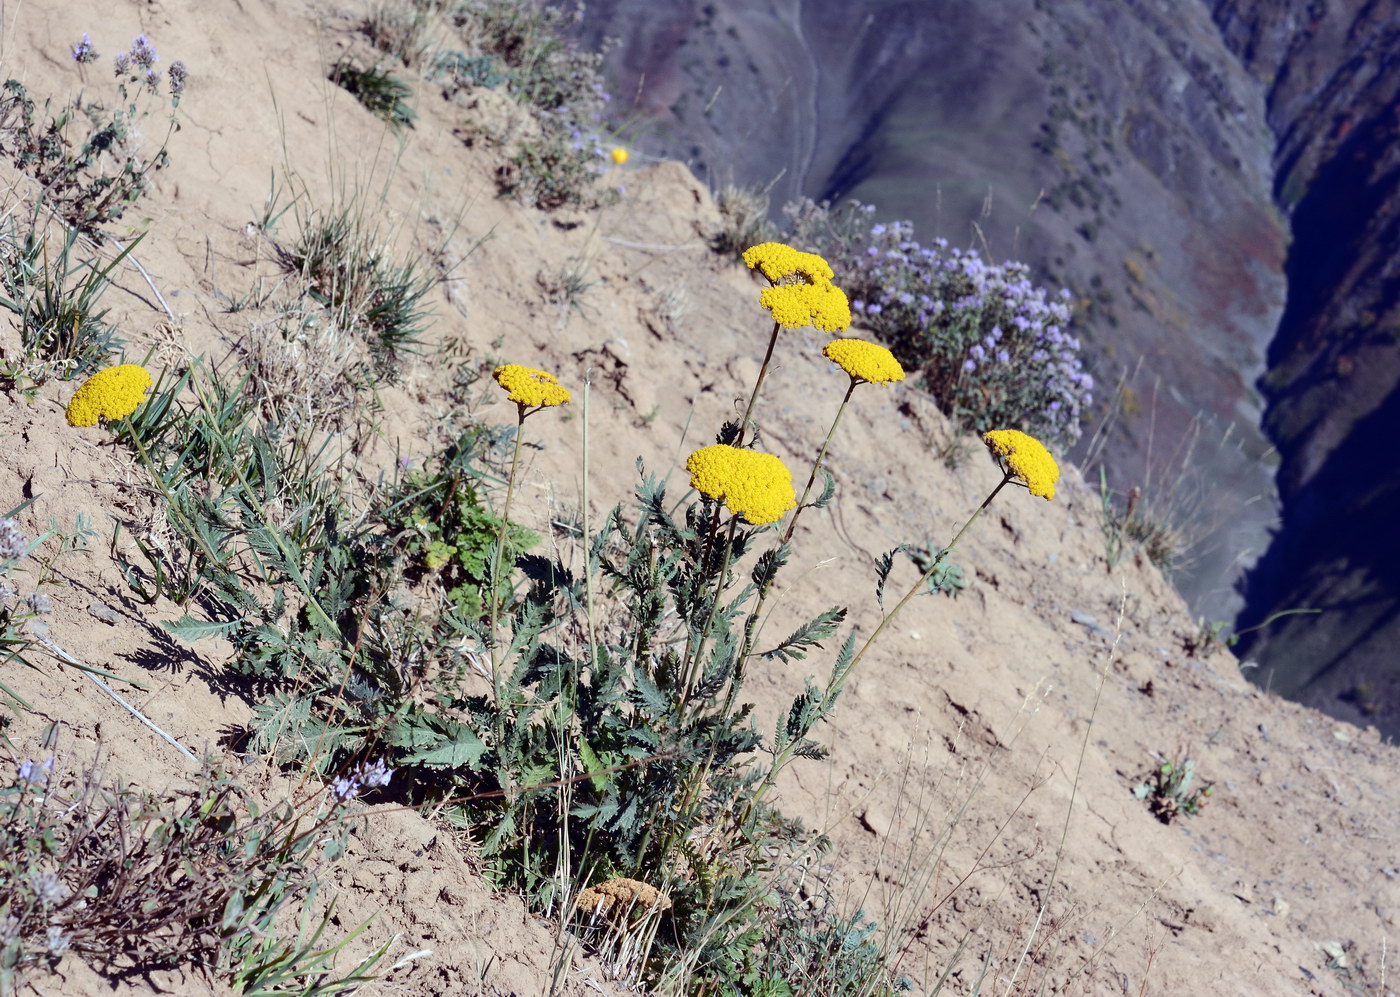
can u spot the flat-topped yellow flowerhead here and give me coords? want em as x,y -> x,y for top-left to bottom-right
758,282 -> 852,333
493,364 -> 571,408
686,444 -> 797,525
742,241 -> 851,333
823,338 -> 905,386
983,429 -> 1059,501
741,242 -> 835,285
65,364 -> 152,427
610,146 -> 629,164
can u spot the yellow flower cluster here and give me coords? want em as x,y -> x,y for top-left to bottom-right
574,877 -> 671,922
685,444 -> 797,525
742,242 -> 851,333
493,363 -> 571,408
758,282 -> 852,333
983,429 -> 1059,501
65,364 -> 152,427
823,338 -> 905,386
741,242 -> 834,284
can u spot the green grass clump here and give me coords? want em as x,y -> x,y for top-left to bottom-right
284,205 -> 436,382
1132,755 -> 1214,824
0,220 -> 130,388
328,60 -> 416,129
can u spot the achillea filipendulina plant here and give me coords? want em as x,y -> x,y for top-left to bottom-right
822,338 -> 905,387
983,428 -> 1060,500
574,877 -> 672,921
64,363 -> 152,426
492,362 -> 572,409
685,444 -> 796,527
735,241 -> 853,445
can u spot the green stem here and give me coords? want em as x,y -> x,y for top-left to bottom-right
726,377 -> 857,713
784,377 -> 856,546
680,515 -> 739,712
488,405 -> 527,698
736,321 -> 780,446
847,470 -> 1014,676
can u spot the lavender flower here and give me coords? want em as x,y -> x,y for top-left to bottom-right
963,359 -> 977,373
30,872 -> 71,905
144,67 -> 162,90
332,758 -> 394,800
0,518 -> 25,561
168,59 -> 188,96
114,51 -> 131,75
17,757 -> 54,786
130,34 -> 158,68
71,33 -> 98,64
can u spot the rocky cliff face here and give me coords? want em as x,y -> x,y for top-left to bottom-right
1209,0 -> 1400,732
570,0 -> 1400,733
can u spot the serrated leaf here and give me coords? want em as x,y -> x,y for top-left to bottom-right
760,605 -> 847,663
161,616 -> 244,641
811,467 -> 836,509
875,544 -> 910,610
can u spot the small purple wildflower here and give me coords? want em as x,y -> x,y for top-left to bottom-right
130,34 -> 158,69
963,359 -> 977,373
114,52 -> 131,76
71,33 -> 98,64
332,758 -> 394,801
969,343 -> 986,361
996,350 -> 1010,364
0,518 -> 25,561
168,60 -> 188,96
866,303 -> 882,315
144,67 -> 162,90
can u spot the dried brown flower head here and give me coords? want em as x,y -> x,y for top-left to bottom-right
573,877 -> 671,923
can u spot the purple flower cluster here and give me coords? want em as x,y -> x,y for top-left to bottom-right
813,205 -> 1092,445
331,758 -> 394,801
71,33 -> 98,64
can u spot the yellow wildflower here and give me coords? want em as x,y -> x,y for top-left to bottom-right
823,338 -> 905,386
610,146 -> 629,164
65,364 -> 152,427
741,242 -> 834,284
686,444 -> 796,525
493,363 -> 571,408
758,281 -> 852,333
574,877 -> 671,922
983,429 -> 1059,501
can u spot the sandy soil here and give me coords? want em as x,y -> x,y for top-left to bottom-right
0,2 -> 1395,995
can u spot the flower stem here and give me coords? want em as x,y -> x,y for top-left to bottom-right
680,515 -> 739,712
784,377 -> 855,545
726,377 -> 856,711
848,470 -> 1014,674
736,321 -> 780,446
488,405 -> 527,696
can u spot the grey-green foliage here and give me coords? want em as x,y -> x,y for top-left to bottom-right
0,222 -> 131,385
0,755 -> 386,994
123,351 -> 907,990
1133,756 -> 1214,823
328,60 -> 415,128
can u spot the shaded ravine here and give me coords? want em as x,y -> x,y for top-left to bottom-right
1209,0 -> 1400,734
